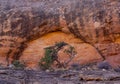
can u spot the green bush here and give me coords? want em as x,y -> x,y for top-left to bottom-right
39,48 -> 54,70
39,42 -> 76,70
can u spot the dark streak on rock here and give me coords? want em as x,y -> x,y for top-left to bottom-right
6,49 -> 12,66
12,42 -> 27,61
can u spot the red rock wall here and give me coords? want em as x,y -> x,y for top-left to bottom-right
0,0 -> 120,68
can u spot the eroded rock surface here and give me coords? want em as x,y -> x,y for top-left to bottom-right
0,0 -> 120,68
0,65 -> 120,84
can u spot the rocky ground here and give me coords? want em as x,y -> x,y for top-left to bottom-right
0,63 -> 120,84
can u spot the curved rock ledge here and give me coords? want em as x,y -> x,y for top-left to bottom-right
0,0 -> 120,68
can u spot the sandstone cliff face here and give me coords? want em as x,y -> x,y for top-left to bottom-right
0,0 -> 120,68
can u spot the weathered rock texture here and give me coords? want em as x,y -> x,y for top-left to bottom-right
0,0 -> 120,68
0,67 -> 120,84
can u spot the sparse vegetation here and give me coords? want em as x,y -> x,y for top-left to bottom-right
39,48 -> 55,70
12,60 -> 26,69
64,46 -> 77,67
39,42 -> 77,70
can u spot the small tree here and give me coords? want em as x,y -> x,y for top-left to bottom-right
63,46 -> 77,67
39,48 -> 55,70
39,42 -> 77,70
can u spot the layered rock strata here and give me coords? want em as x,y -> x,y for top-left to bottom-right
0,0 -> 120,68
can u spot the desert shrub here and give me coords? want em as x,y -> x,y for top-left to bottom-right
63,46 -> 77,67
39,42 -> 76,70
12,60 -> 26,69
55,42 -> 68,48
39,48 -> 54,70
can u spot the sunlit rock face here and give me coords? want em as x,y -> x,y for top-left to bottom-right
0,0 -> 120,68
20,32 -> 102,69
